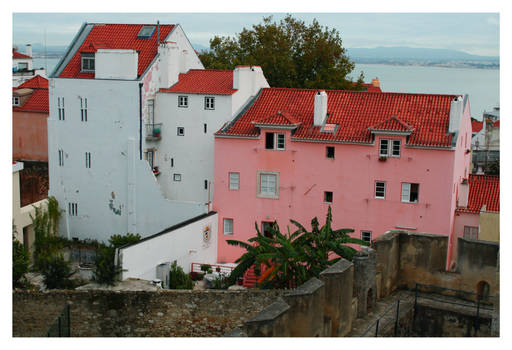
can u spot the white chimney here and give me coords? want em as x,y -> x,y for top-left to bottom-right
449,96 -> 463,133
25,44 -> 32,57
314,91 -> 328,126
458,180 -> 469,207
233,65 -> 252,90
158,42 -> 180,88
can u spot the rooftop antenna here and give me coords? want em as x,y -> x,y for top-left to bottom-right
157,20 -> 160,44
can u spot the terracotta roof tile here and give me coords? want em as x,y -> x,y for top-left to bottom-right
471,119 -> 483,133
253,111 -> 300,127
160,69 -> 236,95
218,88 -> 457,147
18,75 -> 48,89
457,175 -> 499,214
369,115 -> 413,132
59,23 -> 174,79
13,49 -> 31,59
13,75 -> 49,113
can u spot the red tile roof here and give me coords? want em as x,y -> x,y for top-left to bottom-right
253,111 -> 300,127
13,49 -> 31,59
471,119 -> 483,133
13,76 -> 49,113
160,69 -> 236,95
493,120 -> 500,127
352,82 -> 382,93
59,24 -> 174,79
369,115 -> 413,132
18,75 -> 48,89
217,88 -> 457,147
457,175 -> 499,214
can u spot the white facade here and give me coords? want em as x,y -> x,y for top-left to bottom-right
119,212 -> 218,280
152,66 -> 269,204
48,24 -> 206,243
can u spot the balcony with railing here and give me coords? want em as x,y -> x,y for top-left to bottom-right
145,123 -> 163,141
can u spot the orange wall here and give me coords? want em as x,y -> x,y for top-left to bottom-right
13,111 -> 48,162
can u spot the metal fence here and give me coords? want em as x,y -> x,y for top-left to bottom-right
46,305 -> 70,337
361,298 -> 404,337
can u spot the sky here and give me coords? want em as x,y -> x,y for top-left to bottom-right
12,12 -> 500,57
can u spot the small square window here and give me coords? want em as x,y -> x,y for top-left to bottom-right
463,226 -> 478,240
18,62 -> 28,70
379,139 -> 389,157
401,183 -> 419,203
224,218 -> 233,235
178,96 -> 188,108
324,191 -> 333,203
262,221 -> 274,238
265,132 -> 274,149
265,132 -> 285,150
361,231 -> 372,243
205,97 -> 215,110
173,174 -> 182,181
326,146 -> 335,159
81,53 -> 95,72
391,140 -> 401,157
229,172 -> 240,190
375,181 -> 386,199
13,97 -> 20,106
177,127 -> 185,136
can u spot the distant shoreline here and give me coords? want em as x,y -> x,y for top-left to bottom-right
352,61 -> 499,70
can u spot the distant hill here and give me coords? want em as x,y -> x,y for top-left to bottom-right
347,46 -> 499,62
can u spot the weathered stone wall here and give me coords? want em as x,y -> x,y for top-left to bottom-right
353,248 -> 377,317
13,289 -> 284,337
373,231 -> 499,297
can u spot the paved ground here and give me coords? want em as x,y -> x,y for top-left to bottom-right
348,290 -> 415,337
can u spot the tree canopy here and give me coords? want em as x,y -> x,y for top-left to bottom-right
199,15 -> 364,90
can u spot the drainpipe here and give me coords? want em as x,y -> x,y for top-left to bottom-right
139,83 -> 143,160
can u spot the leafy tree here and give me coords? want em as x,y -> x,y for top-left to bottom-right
13,235 -> 30,288
227,207 -> 368,288
42,254 -> 74,289
199,15 -> 362,90
92,245 -> 120,285
108,233 -> 141,248
487,160 -> 499,175
31,197 -> 63,272
168,261 -> 194,290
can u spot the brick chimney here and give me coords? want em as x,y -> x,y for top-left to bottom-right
314,91 -> 328,126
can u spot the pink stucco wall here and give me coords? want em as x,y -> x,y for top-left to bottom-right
13,111 -> 48,162
214,122 -> 471,263
450,211 -> 480,267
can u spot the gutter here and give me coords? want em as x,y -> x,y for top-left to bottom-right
139,83 -> 143,160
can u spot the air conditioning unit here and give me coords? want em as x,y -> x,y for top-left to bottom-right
156,262 -> 171,289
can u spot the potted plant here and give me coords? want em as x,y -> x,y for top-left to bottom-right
153,127 -> 161,138
152,166 -> 160,175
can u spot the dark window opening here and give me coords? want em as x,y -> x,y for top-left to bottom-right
265,132 -> 274,149
324,191 -> 333,203
326,146 -> 335,159
262,221 -> 274,238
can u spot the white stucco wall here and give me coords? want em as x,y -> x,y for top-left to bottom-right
119,212 -> 218,280
95,49 -> 138,80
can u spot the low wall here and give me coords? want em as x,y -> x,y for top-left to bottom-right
13,289 -> 284,337
373,230 -> 499,297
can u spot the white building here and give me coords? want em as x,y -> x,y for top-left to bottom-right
152,66 -> 269,203
13,45 -> 46,87
48,23 -> 207,242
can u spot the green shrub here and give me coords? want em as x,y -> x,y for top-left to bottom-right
92,245 -> 120,285
169,261 -> 194,289
211,275 -> 231,290
43,254 -> 74,289
13,237 -> 29,288
200,264 -> 213,273
108,233 -> 141,248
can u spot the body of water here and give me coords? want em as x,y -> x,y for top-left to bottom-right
350,64 -> 500,119
34,58 -> 499,119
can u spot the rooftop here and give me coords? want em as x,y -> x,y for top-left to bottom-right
457,174 -> 500,214
13,49 -> 31,59
217,88 -> 458,147
58,23 -> 174,79
160,69 -> 237,95
471,119 -> 483,133
13,75 -> 49,113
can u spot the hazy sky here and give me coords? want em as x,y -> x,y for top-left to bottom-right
12,12 -> 500,56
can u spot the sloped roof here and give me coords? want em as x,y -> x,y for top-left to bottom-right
58,23 -> 174,79
13,49 -> 31,59
471,119 -> 483,133
13,75 -> 49,113
369,115 -> 413,133
457,175 -> 500,214
160,69 -> 237,95
253,111 -> 300,127
217,88 -> 457,147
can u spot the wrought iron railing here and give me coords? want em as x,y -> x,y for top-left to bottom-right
145,123 -> 162,139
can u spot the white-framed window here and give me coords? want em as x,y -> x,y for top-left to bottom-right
223,218 -> 233,235
229,172 -> 240,190
265,132 -> 285,150
58,97 -> 65,120
80,97 -> 88,122
204,96 -> 215,110
144,149 -> 155,169
326,146 -> 335,159
58,149 -> 64,166
375,181 -> 386,199
324,191 -> 333,203
361,231 -> 372,243
18,62 -> 28,70
380,139 -> 401,157
178,95 -> 188,108
68,203 -> 78,216
257,171 -> 279,199
81,53 -> 95,72
463,226 -> 479,240
401,183 -> 419,203
177,127 -> 185,136
85,152 -> 91,168
147,99 -> 155,124
13,96 -> 20,106
173,173 -> 182,182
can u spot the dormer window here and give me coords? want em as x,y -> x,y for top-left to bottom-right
265,132 -> 285,150
81,53 -> 95,72
12,97 -> 20,106
379,139 -> 401,157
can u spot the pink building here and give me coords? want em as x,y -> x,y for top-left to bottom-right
213,88 -> 472,263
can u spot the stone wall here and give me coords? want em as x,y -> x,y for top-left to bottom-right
373,230 -> 499,298
13,289 -> 284,337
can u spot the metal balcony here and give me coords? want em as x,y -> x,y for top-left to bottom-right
145,123 -> 162,141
